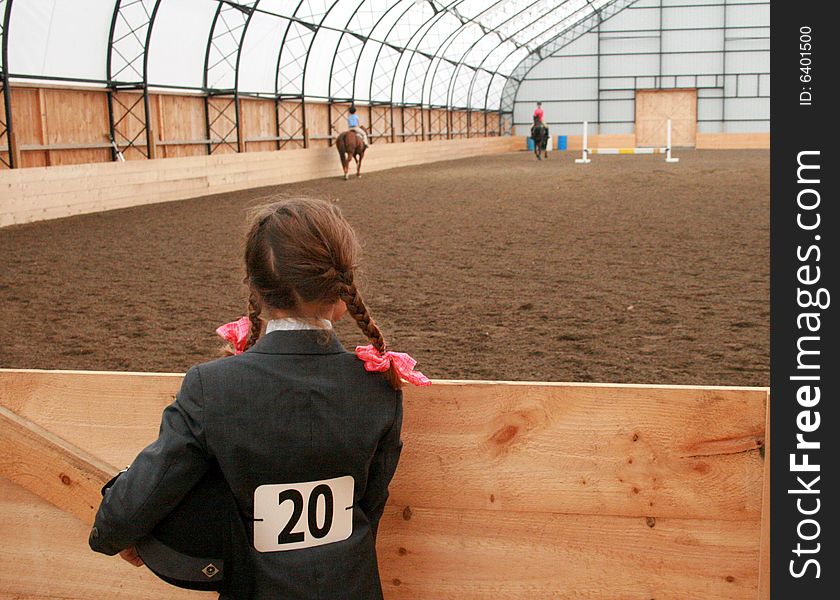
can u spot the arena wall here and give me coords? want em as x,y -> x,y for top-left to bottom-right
0,85 -> 504,170
0,134 -> 523,228
0,369 -> 769,599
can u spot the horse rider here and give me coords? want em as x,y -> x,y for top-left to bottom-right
531,115 -> 549,159
347,105 -> 369,148
533,101 -> 544,123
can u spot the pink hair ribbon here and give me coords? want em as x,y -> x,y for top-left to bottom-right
355,345 -> 432,386
215,316 -> 251,355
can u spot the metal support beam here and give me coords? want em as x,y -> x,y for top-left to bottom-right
107,0 -> 161,161
203,0 -> 259,154
0,0 -> 16,168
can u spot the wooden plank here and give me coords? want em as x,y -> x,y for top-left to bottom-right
377,505 -> 759,600
0,478 -> 202,599
758,391 -> 770,600
1,136 -> 523,227
0,405 -> 115,525
696,133 -> 770,149
0,371 -> 766,521
393,382 -> 765,521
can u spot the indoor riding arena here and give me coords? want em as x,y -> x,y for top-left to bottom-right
1,1 -> 770,599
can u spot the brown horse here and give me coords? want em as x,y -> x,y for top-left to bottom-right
336,130 -> 366,180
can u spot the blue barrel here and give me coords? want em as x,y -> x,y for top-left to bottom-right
558,135 -> 568,150
527,137 -> 535,151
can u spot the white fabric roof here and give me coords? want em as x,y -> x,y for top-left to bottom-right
5,0 -> 621,111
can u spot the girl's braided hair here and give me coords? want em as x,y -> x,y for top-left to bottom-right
243,197 -> 401,389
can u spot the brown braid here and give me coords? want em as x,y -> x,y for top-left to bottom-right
244,293 -> 262,351
338,282 -> 402,389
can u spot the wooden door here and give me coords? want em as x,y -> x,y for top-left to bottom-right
635,89 -> 697,147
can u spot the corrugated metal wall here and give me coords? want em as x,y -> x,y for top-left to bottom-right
512,0 -> 769,138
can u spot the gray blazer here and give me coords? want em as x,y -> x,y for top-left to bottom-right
89,329 -> 403,600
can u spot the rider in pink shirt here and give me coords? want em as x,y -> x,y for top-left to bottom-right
534,102 -> 544,122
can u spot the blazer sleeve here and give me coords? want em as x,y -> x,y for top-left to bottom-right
359,390 -> 404,540
89,365 -> 211,555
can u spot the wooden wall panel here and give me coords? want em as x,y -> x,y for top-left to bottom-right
0,478 -> 201,600
0,370 -> 768,600
9,87 -> 48,167
240,97 -> 277,152
42,88 -> 110,145
41,88 -> 111,165
304,102 -> 330,148
636,89 -> 697,147
1,372 -> 767,522
377,507 -> 760,600
155,93 -> 207,158
696,132 -> 770,149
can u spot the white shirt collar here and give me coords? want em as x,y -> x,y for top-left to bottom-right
265,317 -> 333,334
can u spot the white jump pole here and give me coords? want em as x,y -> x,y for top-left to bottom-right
574,120 -> 590,163
665,118 -> 679,163
574,119 -> 679,163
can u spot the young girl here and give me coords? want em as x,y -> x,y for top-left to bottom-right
89,197 -> 429,599
347,105 -> 368,147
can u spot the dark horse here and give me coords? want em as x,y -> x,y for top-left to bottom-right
530,117 -> 549,160
336,130 -> 366,180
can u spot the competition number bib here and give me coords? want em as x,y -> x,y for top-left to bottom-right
253,475 -> 354,552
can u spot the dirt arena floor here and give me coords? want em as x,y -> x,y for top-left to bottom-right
0,149 -> 769,386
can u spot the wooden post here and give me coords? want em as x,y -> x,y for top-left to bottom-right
236,96 -> 246,153
390,105 -> 396,143
38,88 -> 51,166
327,101 -> 332,147
301,99 -> 309,149
144,88 -> 157,159
400,106 -> 406,142
156,93 -> 166,159
274,97 -> 281,151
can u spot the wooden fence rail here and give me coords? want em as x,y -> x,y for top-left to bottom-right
0,369 -> 769,599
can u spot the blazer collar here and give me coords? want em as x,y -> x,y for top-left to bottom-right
247,329 -> 348,356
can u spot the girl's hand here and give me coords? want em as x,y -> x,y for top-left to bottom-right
119,546 -> 144,567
